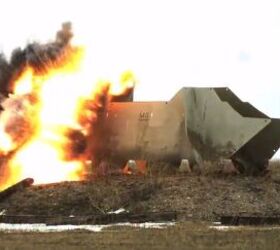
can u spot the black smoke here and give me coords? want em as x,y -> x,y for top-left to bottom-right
0,22 -> 73,96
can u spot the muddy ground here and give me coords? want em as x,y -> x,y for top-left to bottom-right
0,161 -> 280,221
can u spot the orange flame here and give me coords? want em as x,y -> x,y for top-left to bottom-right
0,46 -> 135,190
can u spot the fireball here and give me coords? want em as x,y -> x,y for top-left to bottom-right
0,29 -> 135,190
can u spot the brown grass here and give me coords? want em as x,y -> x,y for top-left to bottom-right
1,222 -> 280,250
1,160 -> 280,221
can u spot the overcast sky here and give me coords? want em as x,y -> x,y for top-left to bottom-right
0,0 -> 279,114
0,1 -> 279,114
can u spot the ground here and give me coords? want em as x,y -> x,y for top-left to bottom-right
0,161 -> 280,220
1,222 -> 280,249
1,161 -> 280,249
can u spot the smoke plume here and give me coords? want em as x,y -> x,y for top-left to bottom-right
0,22 -> 73,96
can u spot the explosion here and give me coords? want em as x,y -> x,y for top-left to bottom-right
0,23 -> 135,190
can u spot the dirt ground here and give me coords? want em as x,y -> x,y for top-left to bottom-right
1,222 -> 280,250
1,161 -> 280,221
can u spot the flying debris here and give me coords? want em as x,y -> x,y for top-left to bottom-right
99,87 -> 280,175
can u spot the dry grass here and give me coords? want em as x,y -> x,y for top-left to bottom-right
0,176 -> 162,216
1,222 -> 280,250
1,160 -> 280,221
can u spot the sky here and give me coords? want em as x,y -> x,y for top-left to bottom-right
0,0 -> 279,155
